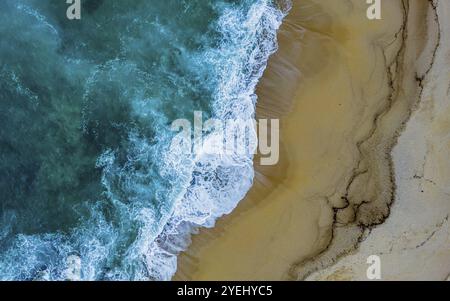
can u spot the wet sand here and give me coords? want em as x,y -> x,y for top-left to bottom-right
308,0 -> 450,281
175,0 -> 441,280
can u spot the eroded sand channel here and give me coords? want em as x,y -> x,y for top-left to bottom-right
175,0 -> 441,280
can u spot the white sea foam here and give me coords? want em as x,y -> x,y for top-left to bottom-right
0,0 -> 290,281
146,0 -> 290,280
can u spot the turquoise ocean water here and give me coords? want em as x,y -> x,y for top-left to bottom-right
0,0 -> 287,280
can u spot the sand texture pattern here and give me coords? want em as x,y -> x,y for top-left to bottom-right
175,0 -> 448,280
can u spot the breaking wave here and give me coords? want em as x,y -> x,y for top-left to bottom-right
0,0 -> 289,280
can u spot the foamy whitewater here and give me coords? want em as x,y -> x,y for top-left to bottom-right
0,0 -> 288,280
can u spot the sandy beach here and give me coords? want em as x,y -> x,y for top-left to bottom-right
175,0 -> 447,280
1,0 -> 446,282
308,0 -> 450,281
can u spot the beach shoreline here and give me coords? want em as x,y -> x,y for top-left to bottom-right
175,0 -> 444,281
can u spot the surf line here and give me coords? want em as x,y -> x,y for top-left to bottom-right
170,111 -> 280,166
177,285 -> 212,299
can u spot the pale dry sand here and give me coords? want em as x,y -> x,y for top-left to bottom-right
308,0 -> 450,281
174,0 -> 442,280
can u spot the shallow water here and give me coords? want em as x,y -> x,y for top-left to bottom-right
0,0 -> 286,280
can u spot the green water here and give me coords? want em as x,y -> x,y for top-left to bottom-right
0,0 -> 286,280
